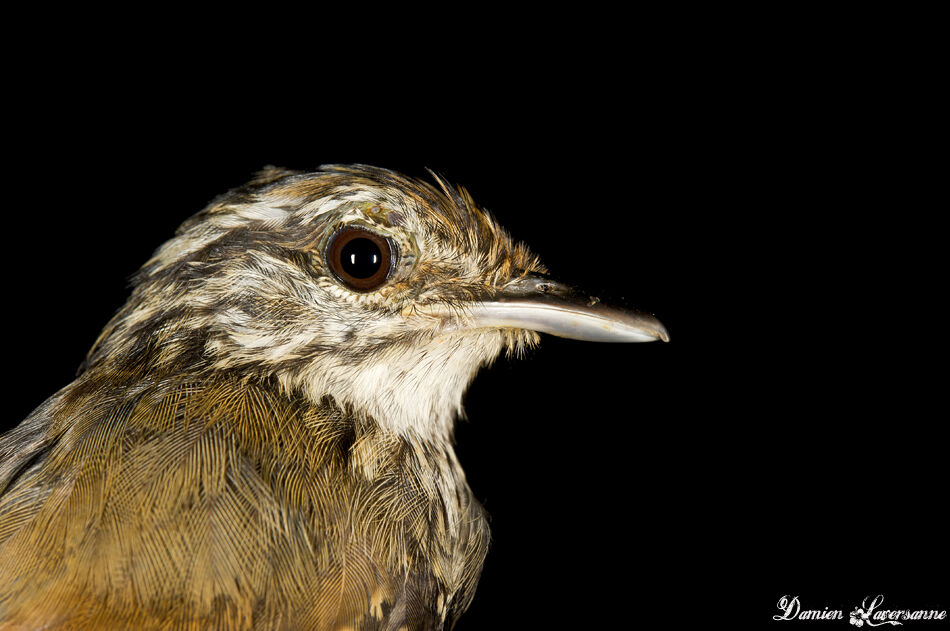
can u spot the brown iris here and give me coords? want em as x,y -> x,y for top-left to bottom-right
326,227 -> 395,291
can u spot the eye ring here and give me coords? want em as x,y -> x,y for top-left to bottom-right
326,226 -> 396,292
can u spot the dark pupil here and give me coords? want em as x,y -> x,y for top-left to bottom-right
340,237 -> 382,279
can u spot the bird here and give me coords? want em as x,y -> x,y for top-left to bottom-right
0,164 -> 668,630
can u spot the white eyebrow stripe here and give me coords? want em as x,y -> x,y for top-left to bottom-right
236,203 -> 291,223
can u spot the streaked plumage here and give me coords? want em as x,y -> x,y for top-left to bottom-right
0,165 -> 667,629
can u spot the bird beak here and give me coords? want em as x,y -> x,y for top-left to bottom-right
437,274 -> 670,343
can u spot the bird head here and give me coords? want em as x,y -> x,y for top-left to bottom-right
83,164 -> 667,440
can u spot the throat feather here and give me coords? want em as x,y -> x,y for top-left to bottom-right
278,331 -> 506,441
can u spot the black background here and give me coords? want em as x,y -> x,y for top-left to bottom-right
3,8 -> 945,629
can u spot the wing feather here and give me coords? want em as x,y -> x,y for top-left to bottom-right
0,376 -> 484,629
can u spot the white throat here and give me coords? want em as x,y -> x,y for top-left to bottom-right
278,330 -> 506,442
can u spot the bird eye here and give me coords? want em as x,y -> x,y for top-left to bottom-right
326,227 -> 396,291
